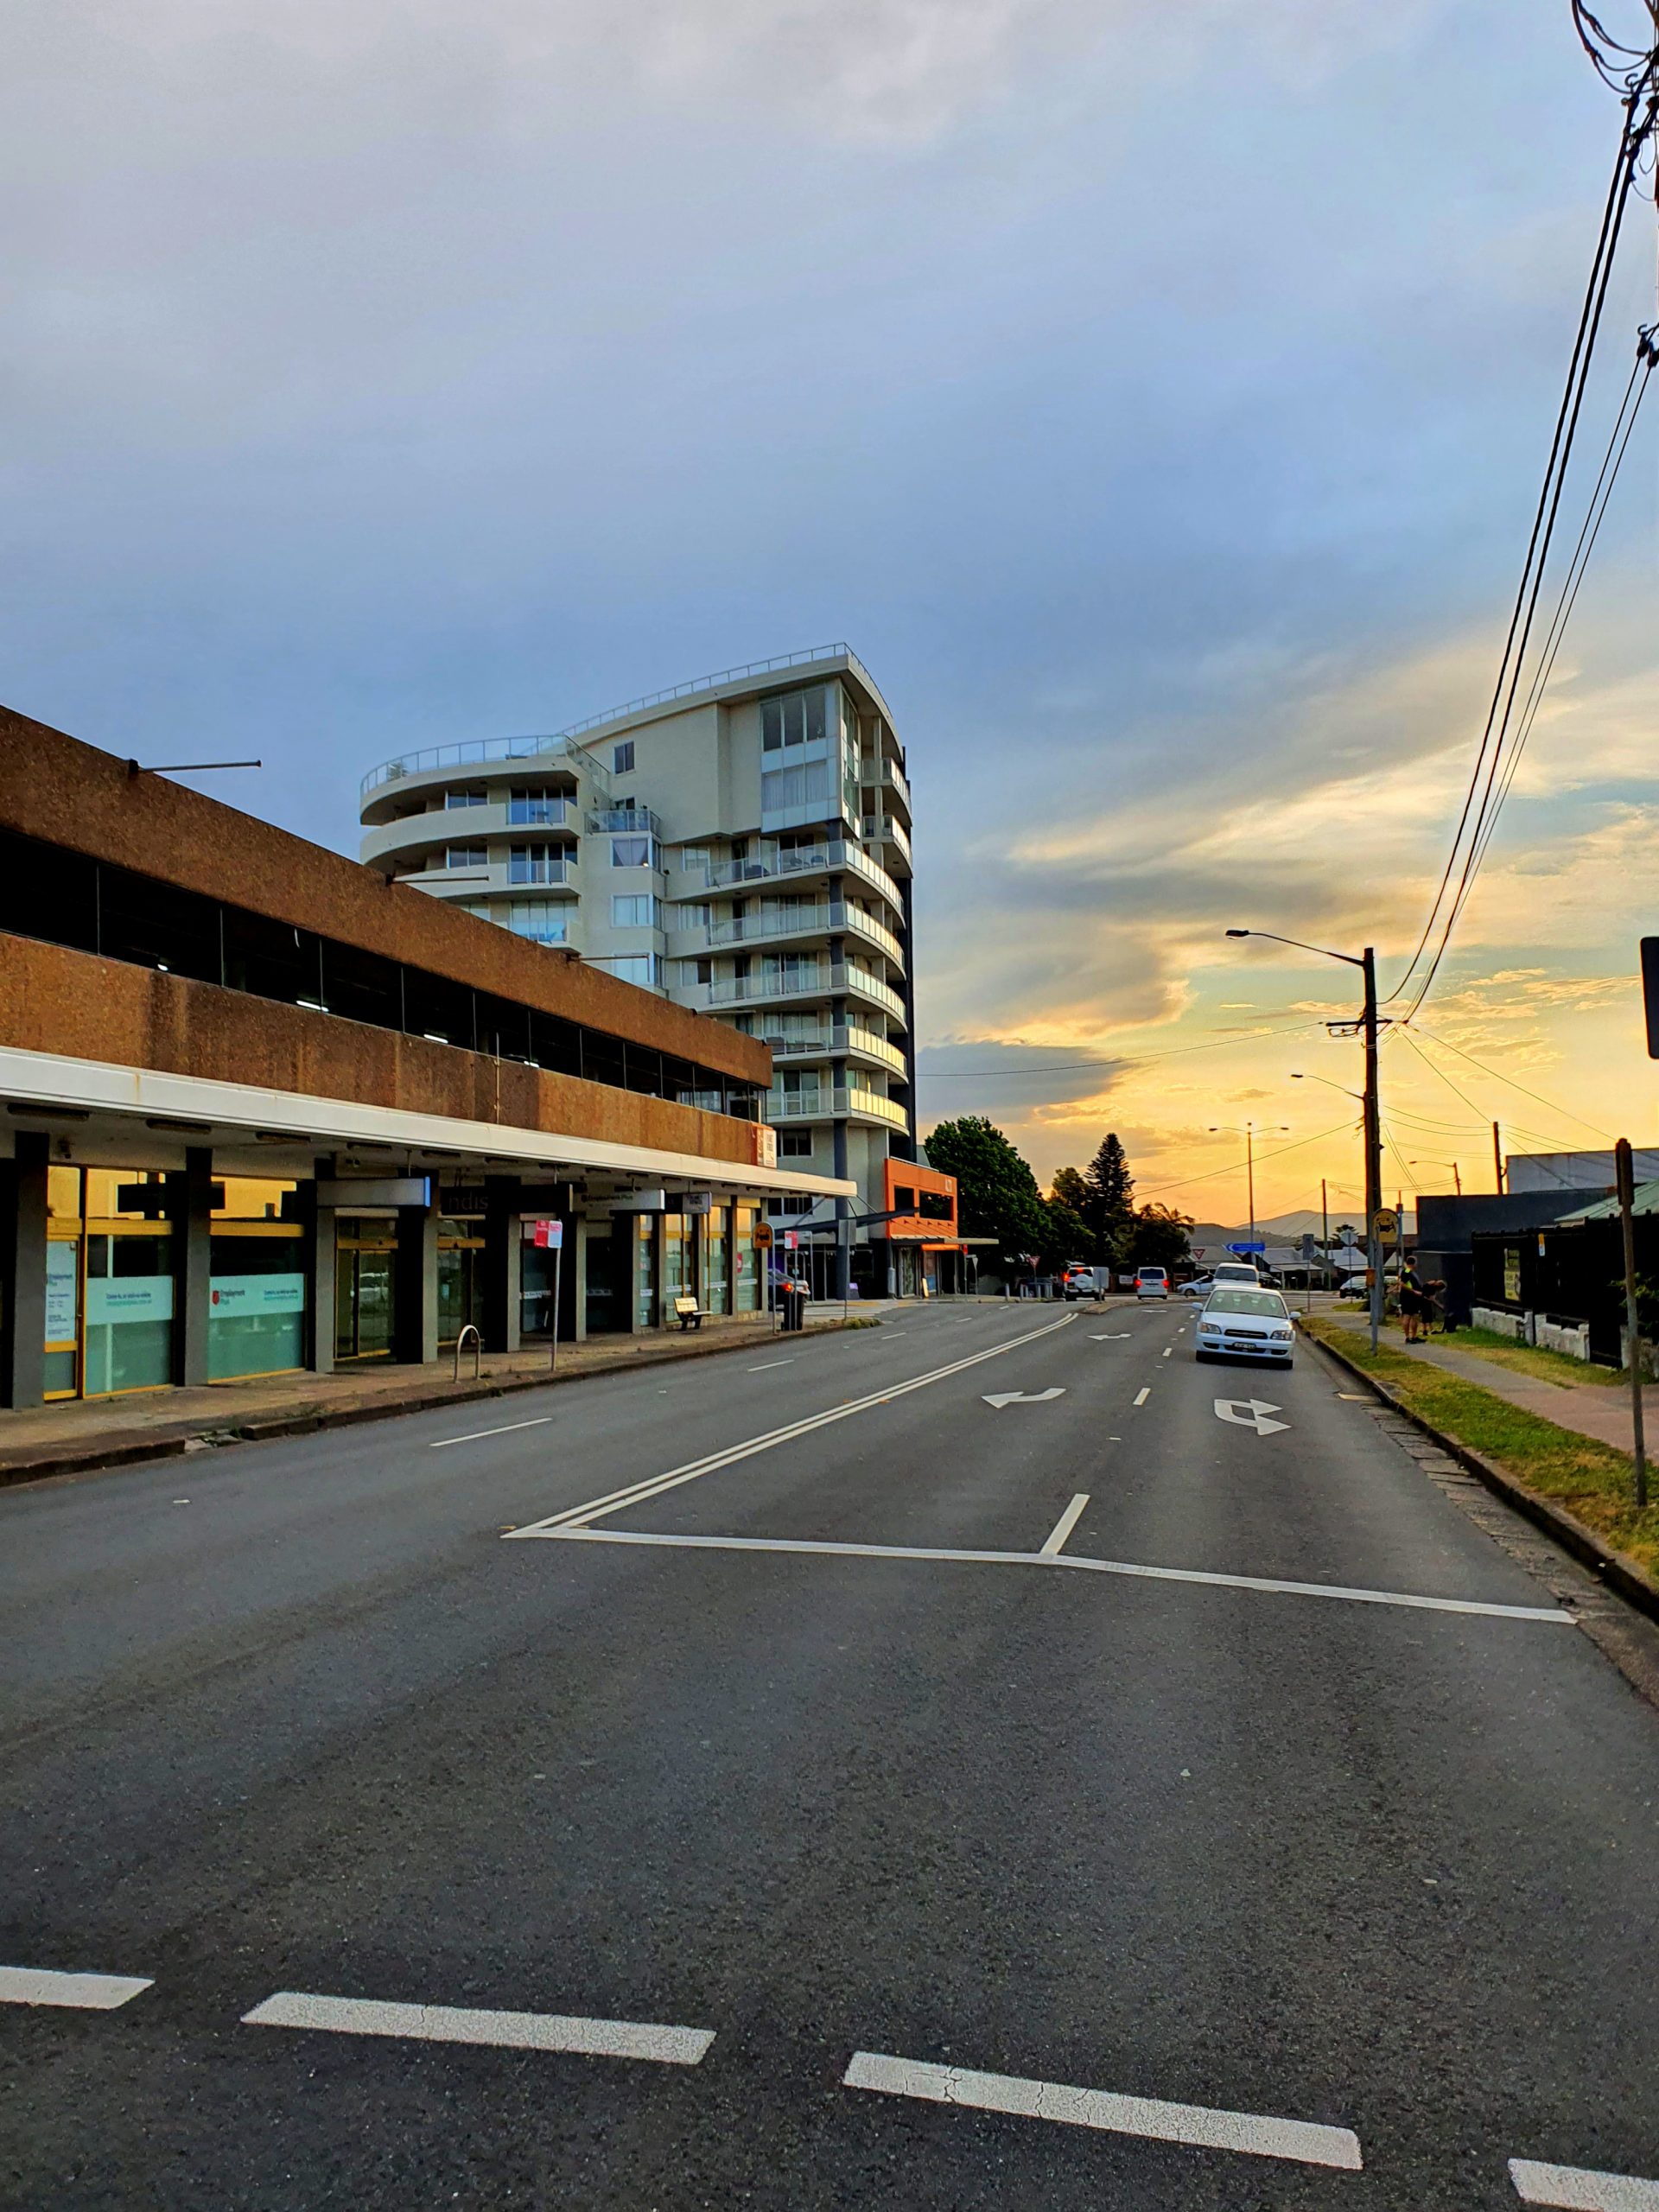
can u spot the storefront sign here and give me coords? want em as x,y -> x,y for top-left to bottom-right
86,1276 -> 175,1326
210,1274 -> 307,1316
753,1124 -> 778,1169
44,1244 -> 78,1343
681,1192 -> 713,1216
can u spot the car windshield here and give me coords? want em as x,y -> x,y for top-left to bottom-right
1206,1289 -> 1288,1317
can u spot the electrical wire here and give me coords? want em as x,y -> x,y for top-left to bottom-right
917,1016 -> 1332,1082
1400,1020 -> 1612,1142
1135,1118 -> 1358,1203
1388,60 -> 1657,1019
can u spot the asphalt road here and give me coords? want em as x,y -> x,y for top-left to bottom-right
4,1297 -> 1659,2209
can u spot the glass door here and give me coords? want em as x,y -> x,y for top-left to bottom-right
43,1236 -> 80,1400
334,1218 -> 397,1360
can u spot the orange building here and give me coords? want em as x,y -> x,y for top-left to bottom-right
880,1159 -> 969,1297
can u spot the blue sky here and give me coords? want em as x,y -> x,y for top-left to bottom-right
4,0 -> 1655,1215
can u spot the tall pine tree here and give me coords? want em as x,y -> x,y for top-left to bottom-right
1084,1133 -> 1135,1256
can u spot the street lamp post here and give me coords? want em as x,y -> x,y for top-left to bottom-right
1410,1159 -> 1462,1196
1207,1122 -> 1288,1256
1231,929 -> 1384,1354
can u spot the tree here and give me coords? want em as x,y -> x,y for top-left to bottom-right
923,1116 -> 1050,1263
1049,1167 -> 1094,1260
1043,1196 -> 1092,1268
1051,1166 -> 1089,1213
1084,1134 -> 1135,1255
1124,1202 -> 1194,1271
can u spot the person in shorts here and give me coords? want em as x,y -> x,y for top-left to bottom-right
1398,1256 -> 1425,1343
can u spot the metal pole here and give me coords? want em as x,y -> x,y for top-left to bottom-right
1247,1124 -> 1256,1251
1616,1138 -> 1648,1510
1363,946 -> 1382,1356
1453,1163 -> 1462,1196
1492,1122 -> 1504,1193
550,1242 -> 561,1373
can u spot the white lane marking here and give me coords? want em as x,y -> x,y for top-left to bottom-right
243,1991 -> 713,2065
531,1529 -> 1573,1620
982,1388 -> 1066,1408
430,1416 -> 553,1451
1134,1387 -> 1151,1406
1510,2157 -> 1659,2208
842,2051 -> 1362,2171
0,1966 -> 153,2011
747,1359 -> 796,1372
506,1314 -> 1077,1535
1040,1494 -> 1090,1556
1215,1397 -> 1290,1437
1090,1332 -> 1132,1340
1162,1347 -> 1173,1357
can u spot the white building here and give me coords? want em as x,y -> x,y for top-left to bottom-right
359,646 -> 918,1295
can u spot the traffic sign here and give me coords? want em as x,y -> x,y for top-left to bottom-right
1227,1241 -> 1266,1255
753,1222 -> 774,1249
784,1230 -> 799,1250
1373,1209 -> 1398,1239
532,1218 -> 563,1250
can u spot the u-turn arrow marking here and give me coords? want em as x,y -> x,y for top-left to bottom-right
982,1389 -> 1067,1409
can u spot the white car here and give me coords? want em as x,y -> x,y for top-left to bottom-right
1061,1267 -> 1103,1302
1195,1287 -> 1296,1365
1211,1261 -> 1262,1290
1135,1266 -> 1169,1300
1182,1274 -> 1216,1300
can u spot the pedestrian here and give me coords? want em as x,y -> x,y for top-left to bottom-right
1401,1259 -> 1425,1341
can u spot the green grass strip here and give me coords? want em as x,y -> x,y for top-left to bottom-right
1303,1315 -> 1659,1580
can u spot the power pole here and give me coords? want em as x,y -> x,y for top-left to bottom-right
1492,1122 -> 1504,1193
1363,947 -> 1383,1355
1247,1124 -> 1256,1252
1616,1137 -> 1648,1510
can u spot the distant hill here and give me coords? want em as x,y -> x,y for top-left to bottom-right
1186,1207 -> 1414,1253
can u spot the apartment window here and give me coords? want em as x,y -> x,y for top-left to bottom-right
509,844 -> 563,886
594,953 -> 664,989
443,787 -> 486,809
764,952 -> 816,985
775,1069 -> 819,1100
779,1129 -> 813,1158
613,741 -> 635,775
610,835 -> 658,869
445,845 -> 486,870
680,846 -> 711,874
673,901 -> 710,933
761,688 -> 826,753
610,894 -> 660,929
508,900 -> 568,944
454,899 -> 493,921
508,789 -> 563,826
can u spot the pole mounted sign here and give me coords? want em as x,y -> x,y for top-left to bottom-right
753,1222 -> 774,1250
531,1219 -> 563,1250
1372,1208 -> 1398,1240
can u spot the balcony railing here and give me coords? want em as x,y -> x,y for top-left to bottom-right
361,642 -> 896,801
697,962 -> 906,1023
702,838 -> 901,915
588,805 -> 664,838
762,1088 -> 911,1129
361,731 -> 613,804
863,756 -> 912,817
861,815 -> 912,870
705,902 -> 904,966
761,1024 -> 906,1076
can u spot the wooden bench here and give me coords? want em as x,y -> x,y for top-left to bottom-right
673,1294 -> 709,1332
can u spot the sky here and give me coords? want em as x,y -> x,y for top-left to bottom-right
4,0 -> 1656,1227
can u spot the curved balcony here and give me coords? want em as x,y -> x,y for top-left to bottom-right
393,855 -> 581,899
860,814 -> 912,876
763,1024 -> 907,1077
763,1087 -> 912,1132
702,838 -> 903,922
705,901 -> 904,969
362,800 -> 580,872
696,962 -> 906,1026
359,735 -> 604,822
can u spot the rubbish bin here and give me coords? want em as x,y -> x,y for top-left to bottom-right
784,1282 -> 807,1333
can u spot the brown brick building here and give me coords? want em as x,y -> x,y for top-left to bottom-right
0,709 -> 850,1407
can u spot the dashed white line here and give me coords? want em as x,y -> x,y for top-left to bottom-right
842,2051 -> 1363,2171
1039,1493 -> 1090,1556
1134,1387 -> 1151,1406
1161,1347 -> 1173,1358
430,1416 -> 553,1450
1510,2157 -> 1659,2209
747,1359 -> 796,1372
0,1966 -> 153,2011
242,1991 -> 714,2065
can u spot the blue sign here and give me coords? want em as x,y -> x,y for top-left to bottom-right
1227,1241 -> 1266,1255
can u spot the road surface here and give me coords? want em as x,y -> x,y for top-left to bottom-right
4,1300 -> 1658,2209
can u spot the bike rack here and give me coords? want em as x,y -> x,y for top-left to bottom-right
454,1325 -> 482,1382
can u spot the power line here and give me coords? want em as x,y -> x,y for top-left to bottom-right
917,1016 -> 1330,1082
1135,1118 -> 1358,1203
1389,52 -> 1658,1019
1404,1021 -> 1614,1141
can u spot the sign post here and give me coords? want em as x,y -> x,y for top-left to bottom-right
533,1218 -> 563,1372
754,1220 -> 774,1330
1616,1139 -> 1648,1510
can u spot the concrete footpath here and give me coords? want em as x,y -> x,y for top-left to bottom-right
1324,1309 -> 1656,1454
0,1310 -> 881,1487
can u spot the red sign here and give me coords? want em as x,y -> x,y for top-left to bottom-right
532,1219 -> 563,1250
784,1230 -> 798,1250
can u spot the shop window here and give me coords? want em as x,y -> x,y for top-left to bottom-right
99,865 -> 222,983
0,825 -> 98,956
404,969 -> 474,1049
223,908 -> 322,1007
323,940 -> 404,1030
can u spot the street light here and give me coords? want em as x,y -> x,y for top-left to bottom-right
1207,1121 -> 1289,1252
1411,1158 -> 1462,1195
1230,927 -> 1384,1353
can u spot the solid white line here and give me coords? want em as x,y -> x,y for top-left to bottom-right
1134,1387 -> 1151,1406
242,1991 -> 714,2065
505,1313 -> 1077,1536
842,2051 -> 1363,2170
429,1416 -> 553,1450
1510,2158 -> 1659,2209
530,1528 -> 1573,1620
747,1359 -> 796,1372
0,1966 -> 153,2011
1040,1494 -> 1090,1556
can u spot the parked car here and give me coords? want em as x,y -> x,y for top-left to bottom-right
1195,1287 -> 1296,1365
1135,1265 -> 1169,1300
1061,1266 -> 1103,1302
1182,1274 -> 1216,1300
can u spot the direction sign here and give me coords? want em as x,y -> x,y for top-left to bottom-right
1227,1241 -> 1266,1255
1214,1397 -> 1289,1437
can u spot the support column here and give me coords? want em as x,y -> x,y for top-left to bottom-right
482,1178 -> 520,1354
174,1147 -> 215,1388
1,1132 -> 48,1410
572,1216 -> 589,1344
394,1198 -> 439,1365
